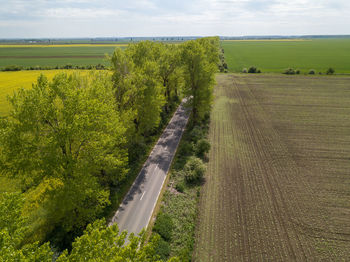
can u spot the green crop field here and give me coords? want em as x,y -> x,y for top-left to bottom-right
0,44 -> 126,68
222,38 -> 350,73
194,74 -> 350,261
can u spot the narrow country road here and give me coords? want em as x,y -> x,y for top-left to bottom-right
109,99 -> 190,235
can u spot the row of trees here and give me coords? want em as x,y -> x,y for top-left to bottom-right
0,37 -> 219,260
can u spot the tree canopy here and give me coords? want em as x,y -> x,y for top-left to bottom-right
0,37 -> 219,261
0,72 -> 128,242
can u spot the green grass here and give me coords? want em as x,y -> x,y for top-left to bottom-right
0,45 -> 124,68
222,38 -> 350,73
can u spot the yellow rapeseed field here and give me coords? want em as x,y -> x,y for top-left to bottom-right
0,70 -> 87,115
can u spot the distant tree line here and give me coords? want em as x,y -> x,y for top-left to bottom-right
0,37 -> 220,260
0,63 -> 107,72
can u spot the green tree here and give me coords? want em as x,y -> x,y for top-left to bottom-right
326,67 -> 335,75
184,156 -> 206,184
181,39 -> 218,124
57,219 -> 163,262
0,193 -> 53,261
0,194 -> 179,262
157,44 -> 182,112
110,44 -> 165,137
0,72 -> 128,242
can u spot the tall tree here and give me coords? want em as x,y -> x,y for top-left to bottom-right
0,193 -> 53,261
110,44 -> 165,137
181,38 -> 218,123
158,44 -> 182,112
0,194 -> 180,261
0,72 -> 128,242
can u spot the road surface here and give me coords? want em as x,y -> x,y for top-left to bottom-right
109,100 -> 190,234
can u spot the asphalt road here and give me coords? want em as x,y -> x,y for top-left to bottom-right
109,100 -> 190,235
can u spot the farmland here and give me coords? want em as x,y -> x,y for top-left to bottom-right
0,70 -> 88,115
0,44 -> 126,68
194,74 -> 350,261
222,38 -> 350,73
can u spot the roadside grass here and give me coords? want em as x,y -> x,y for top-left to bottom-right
222,38 -> 350,73
151,116 -> 210,261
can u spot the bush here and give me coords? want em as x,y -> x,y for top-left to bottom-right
248,66 -> 261,73
296,69 -> 300,74
175,182 -> 185,193
195,138 -> 211,158
64,64 -> 73,69
184,156 -> 206,184
153,212 -> 173,241
283,68 -> 296,75
248,66 -> 257,73
309,69 -> 316,75
242,68 -> 248,73
179,141 -> 193,156
326,67 -> 335,75
2,65 -> 22,71
190,126 -> 205,143
154,235 -> 170,260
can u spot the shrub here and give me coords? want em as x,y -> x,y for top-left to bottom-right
179,141 -> 193,156
64,64 -> 73,69
296,69 -> 300,74
248,66 -> 257,73
326,67 -> 335,75
195,138 -> 211,158
175,182 -> 185,193
184,156 -> 206,184
283,68 -> 296,75
242,68 -> 248,73
153,212 -> 173,241
2,65 -> 22,71
309,69 -> 316,75
154,235 -> 170,260
248,66 -> 261,73
190,126 -> 205,143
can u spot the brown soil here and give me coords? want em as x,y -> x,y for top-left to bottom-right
193,74 -> 350,261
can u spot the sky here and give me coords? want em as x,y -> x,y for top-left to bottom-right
0,0 -> 349,38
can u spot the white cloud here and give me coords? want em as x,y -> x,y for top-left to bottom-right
0,0 -> 349,37
45,8 -> 120,19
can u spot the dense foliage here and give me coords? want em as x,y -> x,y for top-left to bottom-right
0,193 -> 179,262
0,37 -> 219,260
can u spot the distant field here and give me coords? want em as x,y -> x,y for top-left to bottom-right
0,45 -> 126,68
0,70 -> 87,115
222,38 -> 350,73
194,74 -> 350,261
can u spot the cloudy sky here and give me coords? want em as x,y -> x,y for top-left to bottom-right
0,0 -> 349,38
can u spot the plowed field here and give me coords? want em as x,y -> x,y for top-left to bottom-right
194,74 -> 350,261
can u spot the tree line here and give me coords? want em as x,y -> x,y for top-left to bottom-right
0,37 -> 219,260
